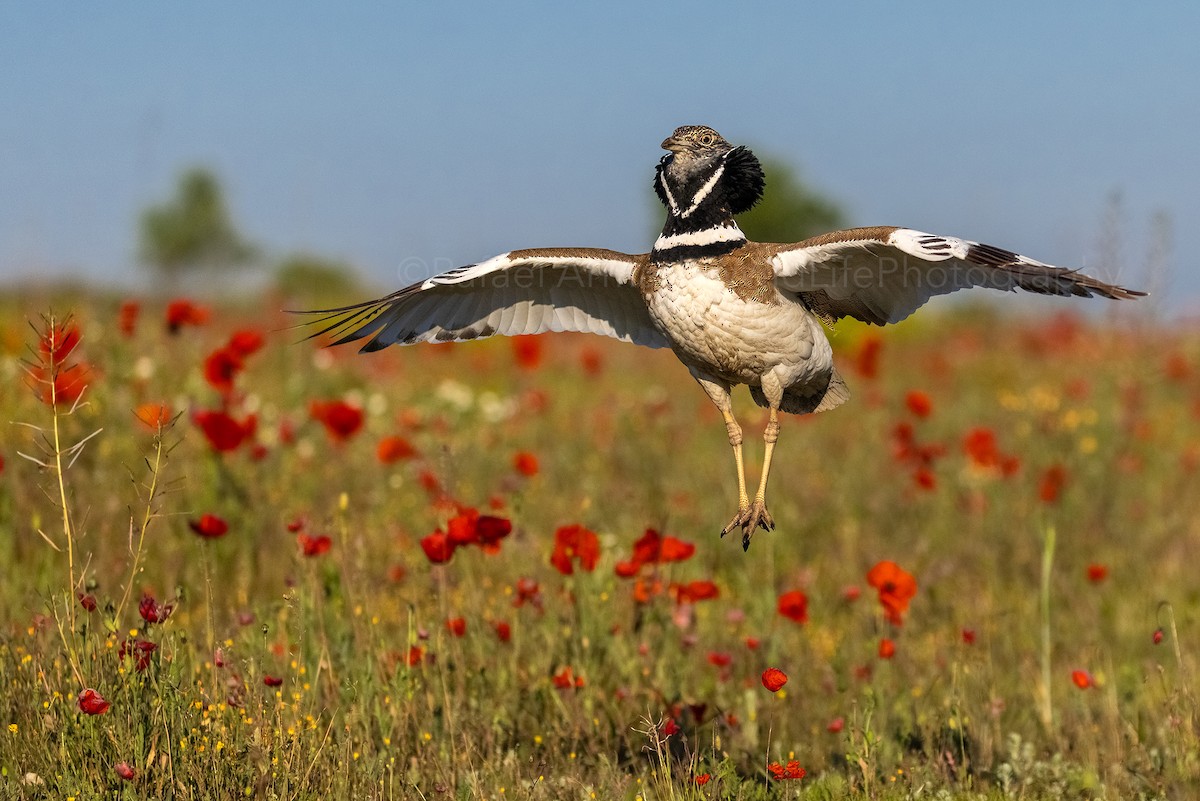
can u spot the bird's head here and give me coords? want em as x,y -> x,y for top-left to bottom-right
656,125 -> 765,218
660,125 -> 732,156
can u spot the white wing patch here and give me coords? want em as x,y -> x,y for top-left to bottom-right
422,253 -> 514,289
423,253 -> 637,289
887,229 -> 971,261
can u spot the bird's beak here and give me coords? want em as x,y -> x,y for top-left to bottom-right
661,136 -> 687,154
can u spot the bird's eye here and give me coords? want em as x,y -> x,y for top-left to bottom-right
699,133 -> 715,146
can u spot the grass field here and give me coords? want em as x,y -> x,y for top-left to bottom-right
1,290 -> 1196,799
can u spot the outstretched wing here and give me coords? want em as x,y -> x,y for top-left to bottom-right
770,226 -> 1145,326
294,248 -> 670,351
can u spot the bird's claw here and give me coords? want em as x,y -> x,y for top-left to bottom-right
720,500 -> 775,551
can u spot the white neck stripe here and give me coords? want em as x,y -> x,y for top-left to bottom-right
657,170 -> 679,215
681,163 -> 725,218
654,225 -> 746,251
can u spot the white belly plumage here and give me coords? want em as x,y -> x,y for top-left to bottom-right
645,260 -> 833,390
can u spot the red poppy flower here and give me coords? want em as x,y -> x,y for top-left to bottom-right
78,593 -> 97,612
203,346 -> 243,394
77,688 -> 110,715
115,762 -> 136,781
445,617 -> 467,637
492,620 -> 512,643
549,524 -> 600,575
513,577 -> 542,609
963,427 -> 999,467
194,409 -> 257,452
279,418 -> 297,446
671,580 -> 720,604
512,335 -> 543,369
707,651 -> 733,668
376,435 -> 417,464
118,300 -> 140,337
29,361 -> 93,407
437,508 -> 511,554
867,560 -> 918,626
914,467 -> 937,490
138,593 -> 173,624
905,390 -> 933,418
761,667 -> 788,692
744,636 -> 760,650
552,666 -> 584,689
659,535 -> 695,562
309,400 -> 364,442
614,560 -> 639,578
165,299 -> 210,333
1086,563 -> 1108,583
767,760 -> 806,780
447,510 -> 481,546
39,321 -> 81,366
1153,627 -> 1165,645
891,422 -> 915,461
513,451 -> 539,477
474,515 -> 512,549
660,718 -> 681,737
892,422 -> 947,468
1072,670 -> 1093,689
633,577 -> 663,604
1039,464 -> 1068,504
618,528 -> 695,574
963,428 -> 1021,475
878,638 -> 896,659
962,628 -> 977,645
777,590 -> 809,624
263,674 -> 284,687
126,639 -> 157,672
694,774 -> 711,786
580,346 -> 604,376
414,471 -> 441,499
420,531 -> 456,564
827,717 -> 845,733
134,403 -> 173,431
227,329 -> 265,358
852,334 -> 882,379
297,533 -> 332,557
188,513 -> 229,539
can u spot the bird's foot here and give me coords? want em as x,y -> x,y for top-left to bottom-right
720,499 -> 775,551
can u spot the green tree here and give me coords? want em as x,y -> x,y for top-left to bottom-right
736,156 -> 845,243
139,168 -> 257,285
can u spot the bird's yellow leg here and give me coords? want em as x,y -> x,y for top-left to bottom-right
735,376 -> 784,550
721,407 -> 750,512
688,371 -> 755,539
753,407 -> 780,513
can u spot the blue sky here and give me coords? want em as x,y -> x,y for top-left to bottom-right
2,3 -> 1196,304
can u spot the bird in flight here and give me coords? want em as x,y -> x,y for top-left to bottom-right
298,125 -> 1144,550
